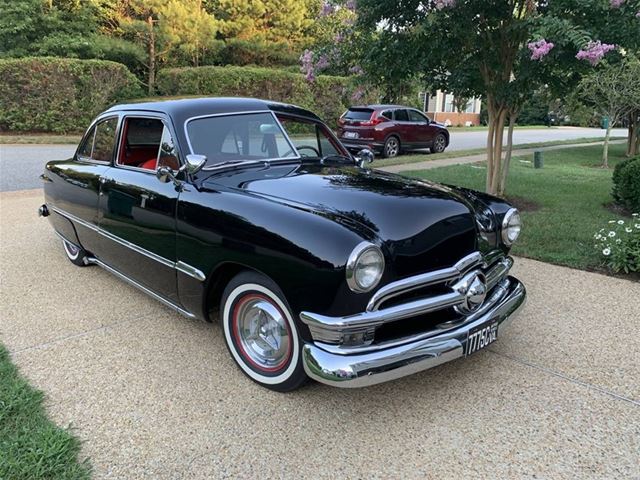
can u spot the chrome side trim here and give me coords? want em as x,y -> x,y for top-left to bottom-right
49,205 -> 206,282
302,277 -> 526,388
86,257 -> 196,319
175,261 -> 206,282
366,251 -> 483,312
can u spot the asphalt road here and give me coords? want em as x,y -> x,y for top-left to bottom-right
1,191 -> 639,479
0,127 -> 627,192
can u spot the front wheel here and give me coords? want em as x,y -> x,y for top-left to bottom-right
62,238 -> 89,267
383,136 -> 401,158
431,133 -> 447,153
220,271 -> 307,392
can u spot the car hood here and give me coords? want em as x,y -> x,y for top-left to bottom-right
206,162 -> 480,276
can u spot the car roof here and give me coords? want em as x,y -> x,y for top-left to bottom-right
105,97 -> 322,124
349,104 -> 414,110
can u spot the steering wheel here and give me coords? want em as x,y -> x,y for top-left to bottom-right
283,145 -> 320,158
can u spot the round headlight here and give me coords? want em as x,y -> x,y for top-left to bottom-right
501,208 -> 522,246
346,242 -> 385,293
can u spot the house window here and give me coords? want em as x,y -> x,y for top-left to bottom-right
444,94 -> 455,113
465,99 -> 476,114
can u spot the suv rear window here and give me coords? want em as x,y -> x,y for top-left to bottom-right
343,109 -> 373,121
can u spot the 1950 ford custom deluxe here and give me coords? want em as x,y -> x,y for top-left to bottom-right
40,97 -> 526,391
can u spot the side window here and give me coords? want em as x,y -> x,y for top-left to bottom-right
92,117 -> 118,162
117,117 -> 165,170
394,109 -> 409,122
408,110 -> 428,123
158,127 -> 180,170
380,110 -> 393,120
77,126 -> 95,158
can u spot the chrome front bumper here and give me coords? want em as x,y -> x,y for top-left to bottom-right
302,276 -> 526,388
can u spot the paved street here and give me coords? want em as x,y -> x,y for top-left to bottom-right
1,190 -> 638,479
0,127 -> 627,192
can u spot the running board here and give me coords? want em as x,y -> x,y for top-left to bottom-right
86,257 -> 196,319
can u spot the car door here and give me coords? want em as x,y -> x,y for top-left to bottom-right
96,113 -> 182,302
45,116 -> 118,255
392,109 -> 414,146
407,109 -> 434,146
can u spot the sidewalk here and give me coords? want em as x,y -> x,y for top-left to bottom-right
378,139 -> 627,173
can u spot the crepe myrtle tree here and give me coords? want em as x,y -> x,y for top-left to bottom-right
355,0 -> 640,196
578,58 -> 640,167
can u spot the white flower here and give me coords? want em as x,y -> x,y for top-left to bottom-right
603,248 -> 611,256
632,213 -> 639,217
608,220 -> 616,224
616,238 -> 622,244
626,227 -> 632,233
617,220 -> 624,225
635,224 -> 640,229
608,231 -> 616,237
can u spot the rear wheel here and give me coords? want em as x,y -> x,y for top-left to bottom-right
383,136 -> 401,158
431,133 -> 447,153
62,238 -> 89,267
220,271 -> 307,392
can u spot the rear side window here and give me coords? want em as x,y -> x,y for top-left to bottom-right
344,109 -> 373,121
394,109 -> 409,121
92,117 -> 118,162
380,110 -> 393,120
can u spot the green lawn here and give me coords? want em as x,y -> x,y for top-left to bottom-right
404,142 -> 634,274
0,345 -> 91,479
447,124 -> 553,132
0,134 -> 82,144
375,136 -> 626,168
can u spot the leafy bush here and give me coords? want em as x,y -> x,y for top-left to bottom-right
219,39 -> 299,67
156,65 -> 375,126
594,214 -> 640,273
612,156 -> 640,213
0,57 -> 142,133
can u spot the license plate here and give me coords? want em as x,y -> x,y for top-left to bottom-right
465,321 -> 498,356
343,131 -> 358,139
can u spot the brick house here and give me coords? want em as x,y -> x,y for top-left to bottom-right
423,91 -> 482,126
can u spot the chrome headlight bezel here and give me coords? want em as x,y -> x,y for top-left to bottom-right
346,242 -> 385,293
501,208 -> 522,246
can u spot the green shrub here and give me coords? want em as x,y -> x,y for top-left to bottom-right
0,57 -> 142,133
219,39 -> 299,67
612,156 -> 640,213
156,65 -> 374,126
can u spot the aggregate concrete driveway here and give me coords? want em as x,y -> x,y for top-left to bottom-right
1,189 -> 639,479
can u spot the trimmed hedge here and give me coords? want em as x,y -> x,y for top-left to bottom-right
612,156 -> 640,213
156,65 -> 373,126
0,57 -> 142,133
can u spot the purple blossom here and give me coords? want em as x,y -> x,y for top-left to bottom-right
528,39 -> 555,60
321,2 -> 335,16
576,41 -> 616,65
351,87 -> 365,102
315,54 -> 330,71
434,0 -> 456,9
346,0 -> 356,11
636,10 -> 640,17
610,0 -> 625,7
349,65 -> 364,75
300,49 -> 315,82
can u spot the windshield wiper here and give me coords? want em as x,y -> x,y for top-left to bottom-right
201,159 -> 265,171
319,154 -> 354,164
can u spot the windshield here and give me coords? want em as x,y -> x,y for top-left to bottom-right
186,112 -> 299,166
276,114 -> 345,158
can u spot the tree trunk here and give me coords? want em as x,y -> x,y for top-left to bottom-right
485,96 -> 508,195
147,15 -> 155,96
498,111 -> 518,197
628,112 -> 638,157
602,123 -> 612,168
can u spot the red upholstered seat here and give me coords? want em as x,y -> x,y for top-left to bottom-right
139,158 -> 157,170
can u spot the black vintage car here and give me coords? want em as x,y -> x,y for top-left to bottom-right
40,97 -> 525,391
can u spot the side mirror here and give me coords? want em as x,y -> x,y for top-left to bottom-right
184,154 -> 207,175
356,148 -> 374,168
156,154 -> 207,185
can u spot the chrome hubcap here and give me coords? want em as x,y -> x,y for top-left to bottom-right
386,139 -> 399,157
434,135 -> 445,151
234,296 -> 291,371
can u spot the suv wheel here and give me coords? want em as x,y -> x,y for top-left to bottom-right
431,133 -> 447,153
383,136 -> 400,158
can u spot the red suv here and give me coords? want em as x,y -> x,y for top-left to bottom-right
337,105 -> 450,158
